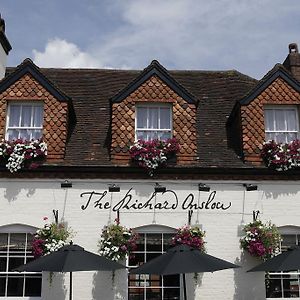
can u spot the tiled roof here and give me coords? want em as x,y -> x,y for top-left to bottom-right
6,65 -> 257,168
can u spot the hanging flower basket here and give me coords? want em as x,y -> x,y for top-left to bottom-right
32,217 -> 73,258
129,138 -> 180,176
0,139 -> 47,173
261,139 -> 300,171
240,220 -> 281,260
98,219 -> 139,261
171,225 -> 206,252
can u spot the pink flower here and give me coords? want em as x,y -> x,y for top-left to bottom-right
43,216 -> 48,221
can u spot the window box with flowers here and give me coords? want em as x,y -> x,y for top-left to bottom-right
261,139 -> 300,171
98,219 -> 139,262
240,220 -> 281,260
129,138 -> 180,176
0,139 -> 47,173
171,225 -> 206,252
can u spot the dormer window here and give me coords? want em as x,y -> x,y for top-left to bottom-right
264,106 -> 299,143
6,102 -> 43,140
135,104 -> 172,141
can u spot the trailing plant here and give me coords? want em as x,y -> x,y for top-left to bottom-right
261,139 -> 300,171
0,139 -> 47,173
32,217 -> 73,258
240,220 -> 281,260
171,225 -> 205,252
129,138 -> 180,176
98,218 -> 139,261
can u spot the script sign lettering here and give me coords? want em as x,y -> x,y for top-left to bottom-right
80,189 -> 231,212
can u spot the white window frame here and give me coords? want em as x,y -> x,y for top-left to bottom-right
266,226 -> 300,299
0,224 -> 41,300
135,103 -> 172,141
264,105 -> 299,143
128,225 -> 180,300
5,102 -> 44,141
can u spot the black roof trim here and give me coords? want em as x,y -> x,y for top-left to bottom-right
240,66 -> 300,105
2,164 -> 300,180
0,58 -> 71,101
111,60 -> 196,104
0,31 -> 12,55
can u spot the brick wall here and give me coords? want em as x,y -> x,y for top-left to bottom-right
241,77 -> 300,165
0,73 -> 68,160
111,75 -> 197,165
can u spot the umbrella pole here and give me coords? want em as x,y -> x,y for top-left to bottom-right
69,272 -> 73,300
182,273 -> 187,300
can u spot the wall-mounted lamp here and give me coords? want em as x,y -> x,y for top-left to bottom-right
243,184 -> 258,191
108,184 -> 120,192
154,183 -> 166,193
198,183 -> 210,192
61,180 -> 72,188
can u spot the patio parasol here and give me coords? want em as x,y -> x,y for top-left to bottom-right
130,244 -> 239,300
15,243 -> 125,300
248,246 -> 300,272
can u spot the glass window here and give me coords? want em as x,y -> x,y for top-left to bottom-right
0,232 -> 41,297
128,232 -> 180,300
136,105 -> 172,141
267,233 -> 300,298
264,107 -> 299,143
6,103 -> 43,141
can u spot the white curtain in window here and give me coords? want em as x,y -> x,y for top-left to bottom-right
265,110 -> 274,131
21,106 -> 32,127
8,106 -> 20,127
160,108 -> 171,129
148,108 -> 158,129
136,107 -> 147,129
33,106 -> 43,127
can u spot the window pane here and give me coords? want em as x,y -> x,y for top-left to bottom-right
19,129 -> 30,140
21,106 -> 32,127
137,108 -> 147,129
136,130 -> 147,140
266,277 -> 282,298
164,288 -> 180,300
158,131 -> 172,141
9,233 -> 26,251
31,129 -> 43,140
8,105 -> 21,127
274,133 -> 286,144
146,288 -> 161,300
33,105 -> 43,127
147,234 -> 162,252
25,275 -> 42,297
282,235 -> 297,248
160,108 -> 171,129
274,110 -> 286,131
6,129 -> 19,140
164,275 -> 180,287
7,275 -> 24,296
0,276 -> 5,296
286,110 -> 297,131
0,257 -> 7,272
8,257 -> 24,271
0,234 -> 8,252
148,108 -> 159,129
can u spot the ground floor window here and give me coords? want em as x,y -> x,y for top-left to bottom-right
128,231 -> 180,300
0,232 -> 42,297
267,231 -> 300,298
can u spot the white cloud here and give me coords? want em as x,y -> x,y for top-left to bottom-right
33,38 -> 101,68
32,0 -> 300,78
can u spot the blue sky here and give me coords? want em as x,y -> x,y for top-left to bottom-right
2,0 -> 300,79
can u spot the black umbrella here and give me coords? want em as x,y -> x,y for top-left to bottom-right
15,243 -> 125,300
248,247 -> 300,272
130,244 -> 239,300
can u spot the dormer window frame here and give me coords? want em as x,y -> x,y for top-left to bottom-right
135,103 -> 173,141
5,101 -> 44,141
264,105 -> 299,143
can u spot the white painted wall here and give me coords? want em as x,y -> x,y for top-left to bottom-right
1,179 -> 299,300
0,45 -> 7,79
